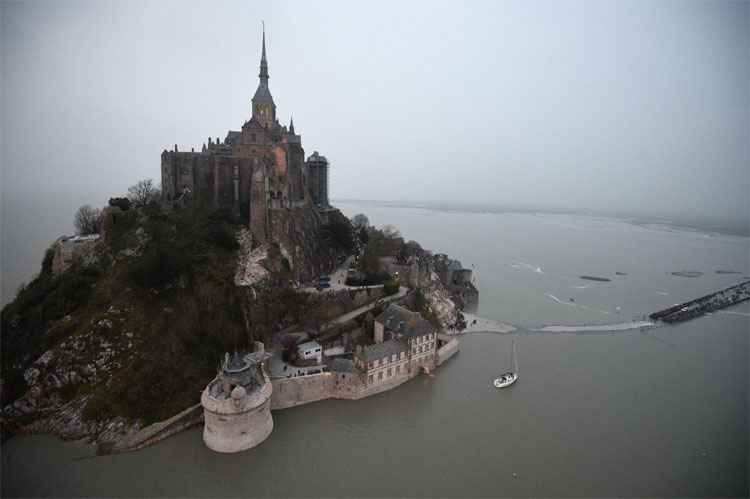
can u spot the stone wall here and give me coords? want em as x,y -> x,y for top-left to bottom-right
270,357 -> 439,409
314,287 -> 386,322
104,403 -> 204,454
202,378 -> 274,453
270,373 -> 336,410
436,334 -> 460,366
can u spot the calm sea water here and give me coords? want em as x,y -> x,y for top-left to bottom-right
2,201 -> 748,497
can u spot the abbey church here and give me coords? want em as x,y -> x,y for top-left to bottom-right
161,28 -> 330,241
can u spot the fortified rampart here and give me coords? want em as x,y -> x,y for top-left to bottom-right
201,346 -> 274,453
270,340 -> 460,410
436,334 -> 460,366
269,369 -> 417,410
202,380 -> 273,453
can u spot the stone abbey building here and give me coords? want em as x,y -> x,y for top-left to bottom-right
161,28 -> 330,241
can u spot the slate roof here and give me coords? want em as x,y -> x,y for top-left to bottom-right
375,304 -> 433,339
298,341 -> 322,352
225,131 -> 241,145
359,338 -> 407,362
226,352 -> 248,372
306,151 -> 328,164
329,358 -> 357,373
252,82 -> 275,105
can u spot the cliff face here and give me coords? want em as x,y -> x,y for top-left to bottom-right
266,206 -> 348,284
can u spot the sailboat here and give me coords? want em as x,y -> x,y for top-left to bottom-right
493,340 -> 518,388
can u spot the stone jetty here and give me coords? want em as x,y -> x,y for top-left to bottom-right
650,280 -> 750,323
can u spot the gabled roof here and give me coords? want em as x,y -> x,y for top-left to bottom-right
329,358 -> 357,373
359,338 -> 407,362
242,117 -> 267,130
225,131 -> 241,145
375,304 -> 433,338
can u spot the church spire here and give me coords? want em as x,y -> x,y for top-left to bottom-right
252,22 -> 275,127
259,21 -> 268,81
289,116 -> 295,135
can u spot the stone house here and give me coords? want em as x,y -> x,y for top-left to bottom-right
297,341 -> 323,364
353,304 -> 438,386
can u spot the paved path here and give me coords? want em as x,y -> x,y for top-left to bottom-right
300,256 -> 385,293
320,286 -> 409,331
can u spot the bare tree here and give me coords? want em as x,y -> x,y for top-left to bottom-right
127,179 -> 161,207
74,205 -> 103,235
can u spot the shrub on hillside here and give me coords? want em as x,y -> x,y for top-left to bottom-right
108,197 -> 131,211
383,279 -> 400,296
207,223 -> 239,250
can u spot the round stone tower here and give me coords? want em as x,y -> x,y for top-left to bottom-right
201,342 -> 273,453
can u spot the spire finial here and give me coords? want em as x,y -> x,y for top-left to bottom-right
259,21 -> 269,80
289,115 -> 295,135
261,21 -> 266,62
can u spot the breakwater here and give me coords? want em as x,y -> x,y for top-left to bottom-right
649,280 -> 750,323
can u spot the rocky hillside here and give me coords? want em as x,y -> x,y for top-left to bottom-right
1,203 -> 350,443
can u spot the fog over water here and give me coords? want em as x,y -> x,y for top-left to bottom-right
2,0 -> 749,303
2,0 -> 748,270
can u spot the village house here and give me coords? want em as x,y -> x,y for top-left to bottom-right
353,304 -> 438,386
296,340 -> 323,364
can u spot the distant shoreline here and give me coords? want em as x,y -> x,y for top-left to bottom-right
334,198 -> 750,238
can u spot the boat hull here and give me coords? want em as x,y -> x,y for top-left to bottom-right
493,373 -> 518,388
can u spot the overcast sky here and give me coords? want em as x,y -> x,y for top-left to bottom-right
2,0 -> 749,228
